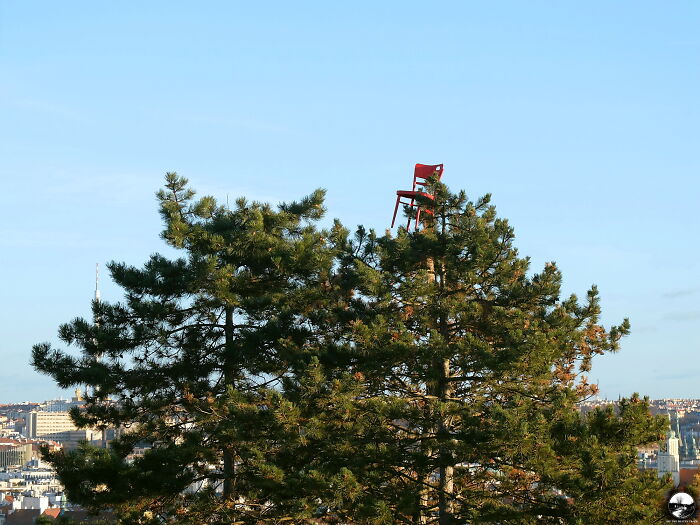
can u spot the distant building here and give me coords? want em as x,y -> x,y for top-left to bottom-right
0,443 -> 32,469
687,433 -> 700,461
39,389 -> 85,414
20,391 -> 100,450
22,411 -> 76,440
657,415 -> 681,486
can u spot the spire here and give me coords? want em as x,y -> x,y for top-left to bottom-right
92,263 -> 108,449
690,435 -> 695,455
673,412 -> 681,436
95,263 -> 101,303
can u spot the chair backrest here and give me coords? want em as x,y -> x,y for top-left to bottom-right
412,164 -> 444,191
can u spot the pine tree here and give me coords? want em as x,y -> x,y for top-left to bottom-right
33,173 -> 669,524
32,173 -> 359,524
331,179 -> 669,523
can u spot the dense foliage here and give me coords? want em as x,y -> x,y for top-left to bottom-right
33,173 -> 669,524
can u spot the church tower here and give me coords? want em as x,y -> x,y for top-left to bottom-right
658,415 -> 681,486
673,414 -> 685,459
688,433 -> 700,461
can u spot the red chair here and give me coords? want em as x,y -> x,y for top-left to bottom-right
391,163 -> 444,230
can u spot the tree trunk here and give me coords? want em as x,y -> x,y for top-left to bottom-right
433,245 -> 455,524
223,305 -> 235,500
418,256 -> 438,524
418,458 -> 431,524
438,357 -> 454,524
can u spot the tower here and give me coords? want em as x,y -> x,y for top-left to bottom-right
658,414 -> 681,486
94,263 -> 108,449
673,413 -> 685,458
688,433 -> 700,461
95,262 -> 101,303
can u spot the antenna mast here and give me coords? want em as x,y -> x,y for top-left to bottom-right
93,263 -> 108,448
95,263 -> 101,303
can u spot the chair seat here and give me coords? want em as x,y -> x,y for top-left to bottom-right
396,190 -> 435,199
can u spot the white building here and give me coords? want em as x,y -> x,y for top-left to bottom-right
658,418 -> 681,486
22,411 -> 77,439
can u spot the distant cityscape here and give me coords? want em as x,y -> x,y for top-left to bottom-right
0,390 -> 126,524
580,398 -> 700,488
1,394 -> 698,523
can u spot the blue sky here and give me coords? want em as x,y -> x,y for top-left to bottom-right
1,2 -> 698,402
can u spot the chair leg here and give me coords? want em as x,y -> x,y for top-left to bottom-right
391,196 -> 401,228
406,199 -> 414,230
415,207 -> 421,230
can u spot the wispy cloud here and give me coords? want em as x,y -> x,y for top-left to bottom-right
3,89 -> 89,125
662,311 -> 700,322
0,229 -> 89,249
653,370 -> 700,381
662,288 -> 699,299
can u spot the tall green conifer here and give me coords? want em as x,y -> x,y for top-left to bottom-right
32,173 -> 357,524
335,180 -> 669,523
